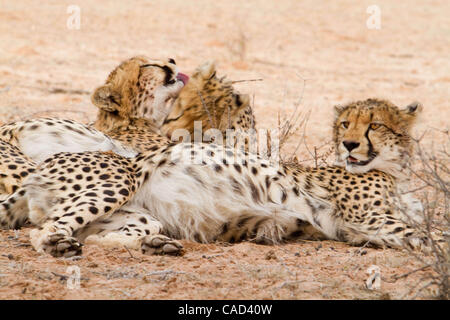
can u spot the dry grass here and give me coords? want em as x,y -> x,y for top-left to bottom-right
395,130 -> 449,299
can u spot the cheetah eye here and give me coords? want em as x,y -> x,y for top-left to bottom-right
340,121 -> 349,129
168,58 -> 176,65
369,123 -> 382,130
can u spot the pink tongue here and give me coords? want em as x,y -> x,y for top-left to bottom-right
348,156 -> 358,163
176,72 -> 189,85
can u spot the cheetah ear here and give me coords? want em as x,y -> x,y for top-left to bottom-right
197,61 -> 216,80
334,104 -> 345,117
404,101 -> 423,115
235,93 -> 250,108
91,85 -> 121,112
400,101 -> 423,128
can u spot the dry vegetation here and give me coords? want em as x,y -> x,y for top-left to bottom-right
0,0 -> 449,299
397,131 -> 449,299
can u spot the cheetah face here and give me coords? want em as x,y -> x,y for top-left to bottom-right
160,61 -> 250,140
333,99 -> 422,178
137,58 -> 189,120
92,56 -> 189,127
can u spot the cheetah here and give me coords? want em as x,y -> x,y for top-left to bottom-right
0,98 -> 439,257
91,55 -> 188,132
160,61 -> 255,142
0,56 -> 183,196
0,59 -> 254,197
0,56 -> 185,163
106,61 -> 255,152
0,60 -> 255,231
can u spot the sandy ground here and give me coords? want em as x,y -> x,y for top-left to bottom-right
0,0 -> 448,300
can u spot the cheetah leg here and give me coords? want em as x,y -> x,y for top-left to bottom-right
27,182 -> 134,257
0,187 -> 30,229
0,184 -> 83,257
216,214 -> 327,245
337,214 -> 446,252
83,209 -> 184,256
0,140 -> 37,202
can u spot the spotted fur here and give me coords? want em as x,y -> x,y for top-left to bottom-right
0,99 -> 441,257
0,59 -> 254,196
0,56 -> 183,194
160,61 -> 255,141
0,140 -> 36,200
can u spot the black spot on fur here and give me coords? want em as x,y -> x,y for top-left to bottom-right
103,190 -> 115,196
119,189 -> 129,196
76,217 -> 84,224
139,217 -> 147,224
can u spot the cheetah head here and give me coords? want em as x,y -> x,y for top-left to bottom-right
333,98 -> 422,179
160,61 -> 250,141
92,56 -> 189,132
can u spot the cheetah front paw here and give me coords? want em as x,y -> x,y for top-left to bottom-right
141,235 -> 184,256
30,229 -> 83,258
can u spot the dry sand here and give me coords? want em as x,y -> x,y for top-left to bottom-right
0,0 -> 448,299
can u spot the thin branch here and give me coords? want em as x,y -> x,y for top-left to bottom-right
231,78 -> 263,84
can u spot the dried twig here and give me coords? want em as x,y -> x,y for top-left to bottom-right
394,129 -> 449,299
231,78 -> 263,84
124,246 -> 135,259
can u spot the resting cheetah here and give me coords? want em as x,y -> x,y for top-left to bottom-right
0,59 -> 254,197
106,61 -> 255,152
0,61 -> 255,230
0,56 -> 182,196
0,56 -> 185,163
0,98 -> 437,257
160,61 -> 255,141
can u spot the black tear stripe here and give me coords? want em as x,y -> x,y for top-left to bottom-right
364,127 -> 375,158
162,114 -> 182,125
163,104 -> 198,125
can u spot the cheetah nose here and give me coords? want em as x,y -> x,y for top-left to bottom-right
343,141 -> 360,152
